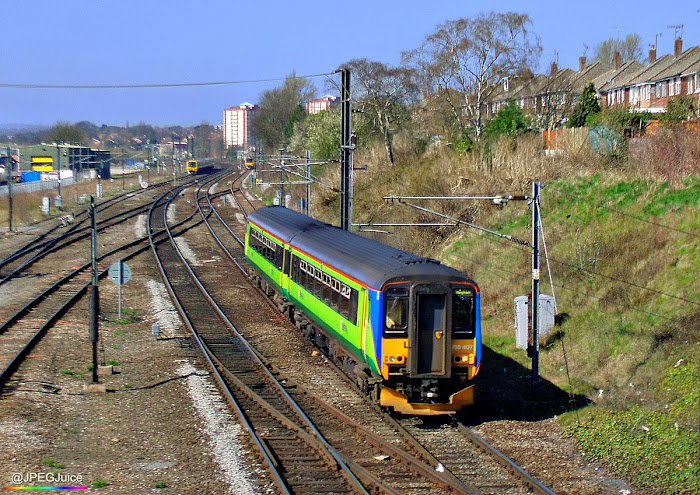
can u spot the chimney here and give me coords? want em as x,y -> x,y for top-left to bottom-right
579,55 -> 587,72
649,45 -> 656,63
674,37 -> 683,57
613,51 -> 622,70
550,61 -> 558,75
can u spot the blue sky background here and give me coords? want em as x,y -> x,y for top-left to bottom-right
1,0 -> 698,128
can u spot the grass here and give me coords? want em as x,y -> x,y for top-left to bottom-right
314,133 -> 700,493
561,406 -> 699,494
91,478 -> 107,488
41,458 -> 65,469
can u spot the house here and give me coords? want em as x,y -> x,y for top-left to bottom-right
486,38 -> 700,127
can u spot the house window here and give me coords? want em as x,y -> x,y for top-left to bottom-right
655,83 -> 661,98
675,77 -> 681,95
689,77 -> 694,95
662,82 -> 667,97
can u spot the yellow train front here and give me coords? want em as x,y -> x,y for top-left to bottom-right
245,206 -> 482,416
186,159 -> 198,174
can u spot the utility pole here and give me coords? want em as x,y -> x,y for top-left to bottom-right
305,149 -> 311,215
340,68 -> 352,230
531,181 -> 541,396
56,143 -> 62,209
279,148 -> 285,206
6,147 -> 12,232
88,196 -> 99,383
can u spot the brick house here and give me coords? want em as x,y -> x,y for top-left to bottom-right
486,38 -> 700,126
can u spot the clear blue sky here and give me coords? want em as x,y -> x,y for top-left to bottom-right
1,0 -> 697,128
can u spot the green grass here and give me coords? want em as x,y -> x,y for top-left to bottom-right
439,173 -> 700,493
91,478 -> 107,488
561,406 -> 699,494
41,458 -> 65,469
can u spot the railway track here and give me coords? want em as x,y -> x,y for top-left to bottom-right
0,177 -> 206,390
189,176 -> 560,494
0,179 -> 174,283
154,175 -> 478,493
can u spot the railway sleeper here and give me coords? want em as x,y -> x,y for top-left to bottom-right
258,283 -> 385,409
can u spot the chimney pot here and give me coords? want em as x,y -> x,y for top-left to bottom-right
674,37 -> 683,57
613,51 -> 622,70
550,61 -> 558,75
649,45 -> 656,63
579,55 -> 587,72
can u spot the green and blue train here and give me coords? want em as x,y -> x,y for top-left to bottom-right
245,206 -> 481,415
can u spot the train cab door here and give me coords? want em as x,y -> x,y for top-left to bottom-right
410,286 -> 451,377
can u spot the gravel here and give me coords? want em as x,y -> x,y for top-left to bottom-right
177,362 -> 257,495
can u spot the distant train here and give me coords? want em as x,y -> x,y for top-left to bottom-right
244,157 -> 255,170
187,159 -> 215,175
245,206 -> 481,415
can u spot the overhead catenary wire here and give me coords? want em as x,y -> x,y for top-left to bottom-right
390,192 -> 699,309
0,71 -> 337,90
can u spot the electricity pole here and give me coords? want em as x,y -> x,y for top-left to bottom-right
279,148 -> 285,205
88,196 -> 100,383
340,68 -> 352,230
56,143 -> 62,209
6,147 -> 12,232
305,149 -> 311,215
531,181 -> 541,396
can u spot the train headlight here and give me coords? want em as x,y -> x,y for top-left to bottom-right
454,355 -> 475,364
384,355 -> 405,364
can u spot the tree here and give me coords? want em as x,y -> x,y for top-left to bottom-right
253,73 -> 316,152
483,98 -> 530,138
660,96 -> 697,122
593,34 -> 643,66
288,107 -> 341,161
340,59 -> 416,164
403,11 -> 541,141
48,121 -> 86,145
567,82 -> 600,128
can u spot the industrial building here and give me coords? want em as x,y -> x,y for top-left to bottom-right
18,144 -> 111,179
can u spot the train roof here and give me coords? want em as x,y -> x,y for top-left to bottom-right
248,206 -> 469,289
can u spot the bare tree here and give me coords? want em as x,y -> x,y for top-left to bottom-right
593,34 -> 643,66
403,11 -> 541,141
340,59 -> 416,164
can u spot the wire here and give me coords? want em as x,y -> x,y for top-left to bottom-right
456,251 -> 687,325
0,72 -> 336,90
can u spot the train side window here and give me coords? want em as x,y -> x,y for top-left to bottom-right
348,289 -> 358,325
384,287 -> 408,337
452,289 -> 475,339
283,249 -> 291,275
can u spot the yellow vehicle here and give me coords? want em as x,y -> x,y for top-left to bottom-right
244,158 -> 255,170
186,159 -> 198,174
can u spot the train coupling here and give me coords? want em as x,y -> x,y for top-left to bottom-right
421,380 -> 440,400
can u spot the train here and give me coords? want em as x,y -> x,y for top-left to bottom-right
245,206 -> 481,415
244,157 -> 255,170
187,159 -> 215,175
